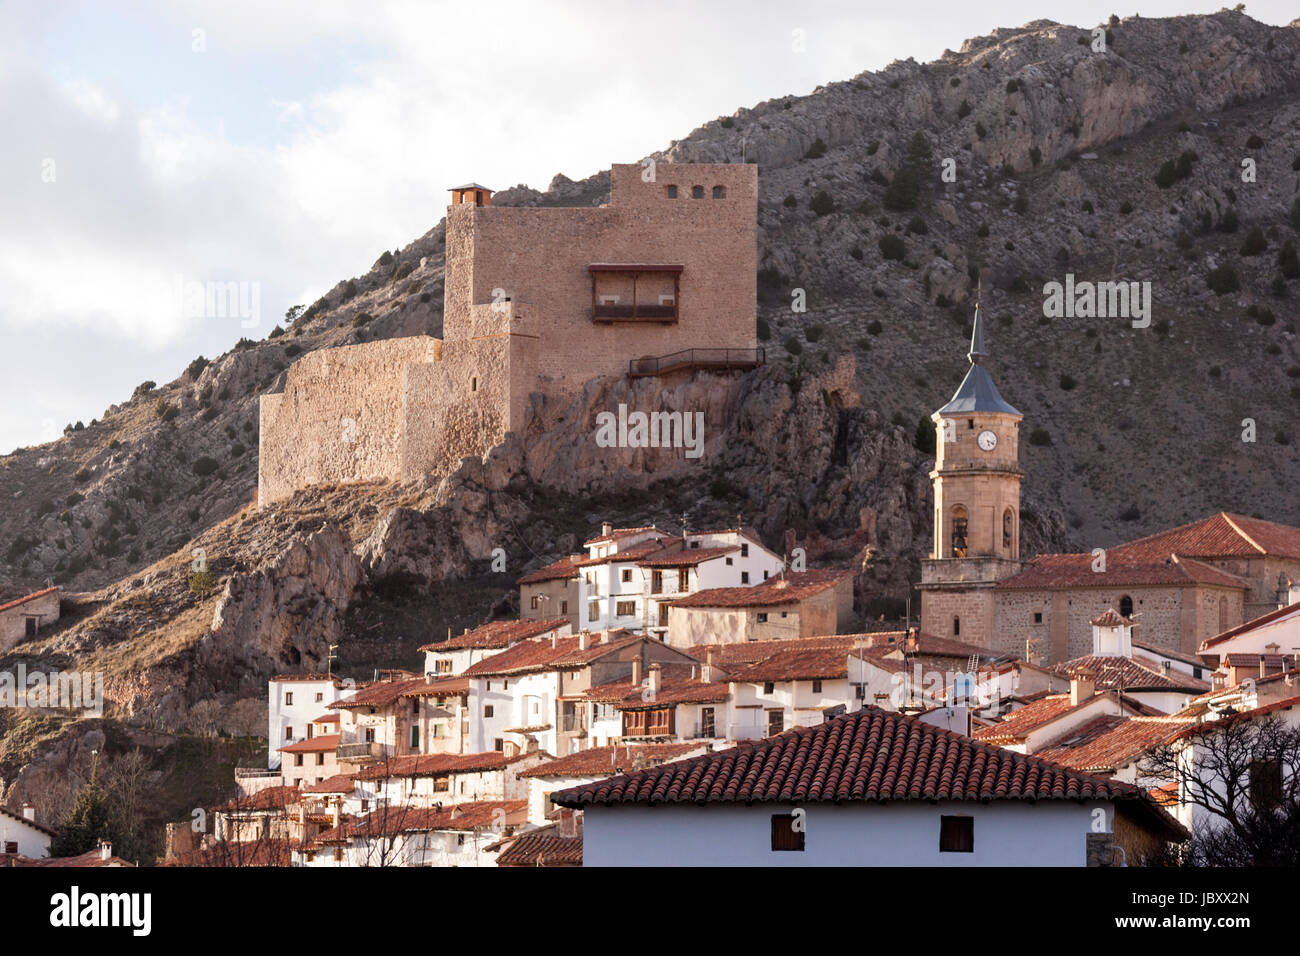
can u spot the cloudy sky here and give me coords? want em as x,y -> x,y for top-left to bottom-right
1,0 -> 1294,453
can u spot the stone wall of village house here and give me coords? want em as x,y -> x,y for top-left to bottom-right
520,576 -> 580,630
258,336 -> 440,504
1197,555 -> 1300,623
922,586 -> 997,654
0,591 -> 59,655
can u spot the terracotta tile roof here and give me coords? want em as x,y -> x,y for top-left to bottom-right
0,586 -> 58,614
666,570 -> 853,609
1036,716 -> 1197,772
303,774 -> 357,794
551,709 -> 1179,823
2,848 -> 133,867
583,525 -> 665,546
219,786 -> 302,813
0,804 -> 58,837
1053,655 -> 1210,692
1091,609 -> 1133,627
1113,512 -> 1300,562
333,677 -> 430,709
729,647 -> 850,682
1200,602 -> 1300,650
516,557 -> 582,585
518,743 -> 706,778
400,676 -> 470,698
1222,652 -> 1298,669
278,734 -> 341,754
1170,694 -> 1300,739
637,546 -> 739,568
346,800 -> 527,837
355,751 -> 520,781
972,694 -> 1082,743
684,634 -> 866,666
311,713 -> 341,724
270,674 -> 344,684
583,674 -> 730,708
996,552 -> 1246,590
575,538 -> 680,566
1132,640 -> 1206,668
494,824 -> 583,866
162,839 -> 293,867
420,618 -> 570,653
461,632 -> 642,678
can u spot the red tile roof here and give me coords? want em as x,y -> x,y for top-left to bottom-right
516,556 -> 583,585
1091,609 -> 1134,627
162,839 -> 294,867
1170,694 -> 1300,740
219,786 -> 302,813
2,848 -> 133,867
494,824 -> 583,866
1036,716 -> 1197,772
685,634 -> 866,666
333,677 -> 429,709
551,708 -> 1181,829
518,743 -> 706,778
460,632 -> 642,678
355,751 -> 523,781
637,546 -> 739,568
400,677 -> 470,698
278,734 -> 341,754
420,618 -> 570,653
1200,601 -> 1300,650
665,570 -> 853,609
0,805 -> 58,837
582,674 -> 730,708
583,525 -> 665,546
1053,655 -> 1210,692
312,713 -> 341,724
729,647 -> 850,682
575,538 -> 680,566
345,800 -> 527,837
996,552 -> 1246,590
973,694 -> 1083,743
303,774 -> 357,794
1113,512 -> 1300,561
0,586 -> 58,614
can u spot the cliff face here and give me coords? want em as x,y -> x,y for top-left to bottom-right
1,12 -> 1299,747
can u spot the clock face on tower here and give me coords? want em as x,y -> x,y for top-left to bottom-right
977,429 -> 998,452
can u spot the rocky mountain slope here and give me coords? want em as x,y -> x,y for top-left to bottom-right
3,12 -> 1300,809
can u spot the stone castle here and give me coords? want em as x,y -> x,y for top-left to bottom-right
258,163 -> 761,504
920,312 -> 1300,663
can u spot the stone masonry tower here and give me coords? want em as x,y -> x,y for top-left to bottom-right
919,304 -> 1024,647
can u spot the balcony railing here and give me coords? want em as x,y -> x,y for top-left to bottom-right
337,741 -> 383,761
629,348 -> 766,378
593,303 -> 678,322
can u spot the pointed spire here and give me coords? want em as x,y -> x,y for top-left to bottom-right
967,280 -> 988,365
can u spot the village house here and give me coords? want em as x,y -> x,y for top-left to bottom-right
664,569 -> 855,646
278,714 -> 343,789
0,804 -> 56,859
581,660 -> 731,745
354,750 -> 550,808
422,618 -> 570,677
554,708 -> 1186,866
267,675 -> 343,770
490,816 -> 584,867
1198,599 -> 1300,678
0,586 -> 59,655
331,672 -> 469,766
2,840 -> 135,868
298,800 -> 530,867
517,557 -> 583,629
973,679 -> 1157,755
725,639 -> 862,739
462,630 -> 698,755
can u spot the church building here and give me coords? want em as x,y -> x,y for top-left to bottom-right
919,310 -> 1300,663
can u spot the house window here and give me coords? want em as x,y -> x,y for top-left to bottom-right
622,569 -> 633,583
434,777 -> 449,792
740,544 -> 749,557
665,185 -> 678,199
285,692 -> 294,706
691,185 -> 704,199
712,185 -> 726,199
364,728 -> 375,743
410,726 -> 420,749
763,681 -> 775,694
494,738 -> 504,751
1119,595 -> 1134,618
741,572 -> 750,584
1033,612 -> 1043,624
652,571 -> 664,593
616,600 -> 636,617
757,613 -> 768,623
700,707 -> 715,737
725,557 -> 733,566
4,841 -> 17,854
658,604 -> 669,627
1250,759 -> 1283,810
588,601 -> 600,621
295,754 -> 304,766
531,595 -> 540,610
940,815 -> 974,852
333,848 -> 344,861
689,540 -> 700,549
316,753 -> 325,765
457,834 -> 466,846
812,680 -> 823,693
315,693 -> 324,702
678,569 -> 689,591
561,600 -> 569,614
953,616 -> 961,637
284,726 -> 293,741
771,814 -> 805,851
484,705 -> 494,718
412,700 -> 420,716
766,709 -> 784,736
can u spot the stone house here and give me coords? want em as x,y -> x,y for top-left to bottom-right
0,587 -> 59,655
663,569 -> 855,646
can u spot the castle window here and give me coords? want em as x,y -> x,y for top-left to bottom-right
691,185 -> 704,199
953,616 -> 961,637
712,185 -> 726,199
1002,509 -> 1014,550
1119,595 -> 1134,618
951,507 -> 969,559
968,419 -> 974,430
665,185 -> 678,199
1034,612 -> 1043,624
471,377 -> 478,392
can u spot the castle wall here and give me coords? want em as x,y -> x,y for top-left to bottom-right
258,337 -> 441,505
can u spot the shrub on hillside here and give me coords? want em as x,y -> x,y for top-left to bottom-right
1205,264 -> 1240,295
878,234 -> 906,261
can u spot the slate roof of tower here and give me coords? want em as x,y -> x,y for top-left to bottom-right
935,306 -> 1021,416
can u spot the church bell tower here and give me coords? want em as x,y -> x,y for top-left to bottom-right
919,303 -> 1024,649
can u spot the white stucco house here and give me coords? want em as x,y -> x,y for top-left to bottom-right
268,675 -> 343,770
0,804 -> 56,859
553,708 -> 1186,866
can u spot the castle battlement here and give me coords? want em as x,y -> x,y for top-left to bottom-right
257,163 -> 759,505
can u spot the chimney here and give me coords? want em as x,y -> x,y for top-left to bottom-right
632,658 -> 643,687
601,521 -> 612,536
1070,673 -> 1095,706
559,807 -> 576,838
579,631 -> 588,651
100,841 -> 112,862
702,648 -> 714,684
21,804 -> 35,823
332,798 -> 341,829
648,663 -> 662,696
552,631 -> 558,649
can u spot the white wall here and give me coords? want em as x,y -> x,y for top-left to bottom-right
268,679 -> 337,770
0,813 -> 52,859
580,800 -> 1113,866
